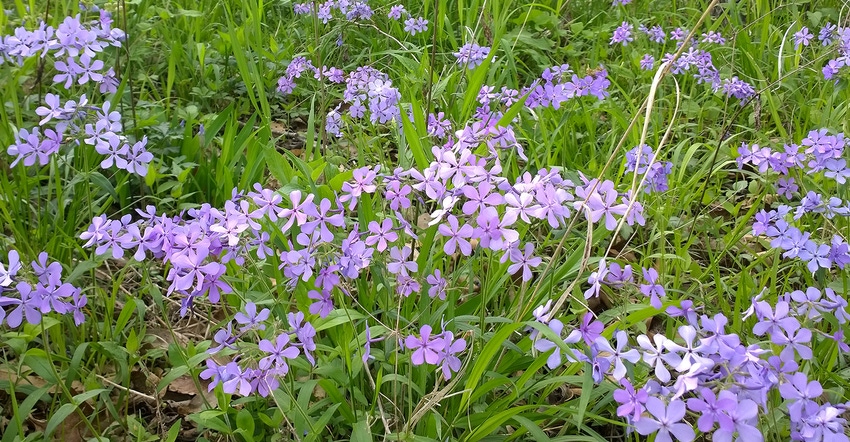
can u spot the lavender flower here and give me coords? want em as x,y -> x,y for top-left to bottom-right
404,17 -> 428,35
610,22 -> 634,46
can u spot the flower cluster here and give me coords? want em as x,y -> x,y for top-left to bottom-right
200,307 -> 316,397
612,22 -> 757,104
738,129 -> 850,273
277,61 -> 402,134
625,144 -> 673,193
533,279 -> 850,441
793,22 -> 850,80
1,12 -> 124,73
453,42 -> 490,69
472,64 -> 610,128
7,94 -> 154,176
0,251 -> 86,328
3,14 -> 152,177
292,1 -> 374,22
405,324 -> 467,380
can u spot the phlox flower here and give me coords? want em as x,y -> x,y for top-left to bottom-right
634,397 -> 695,442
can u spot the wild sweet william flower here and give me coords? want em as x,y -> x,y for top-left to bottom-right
701,30 -> 726,44
533,319 -> 582,369
406,325 -> 441,365
234,302 -> 270,332
508,243 -> 542,282
0,250 -> 21,290
594,331 -> 640,381
403,17 -> 428,35
435,330 -> 466,380
387,246 -> 417,276
258,332 -> 300,371
438,215 -> 474,256
752,301 -> 800,337
637,333 -> 674,382
307,289 -> 334,318
636,268 -> 666,308
686,388 -> 736,433
387,5 -> 405,20
794,26 -> 814,49
613,379 -> 648,421
634,397 -> 695,442
2,282 -> 43,328
303,197 -> 345,243
640,54 -> 655,70
362,324 -> 383,364
610,22 -> 634,46
454,43 -> 490,69
35,93 -> 65,125
426,269 -> 447,300
780,372 -> 822,422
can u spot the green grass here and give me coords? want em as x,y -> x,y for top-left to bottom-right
1,0 -> 850,441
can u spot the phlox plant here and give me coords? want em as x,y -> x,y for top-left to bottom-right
2,1 -> 850,441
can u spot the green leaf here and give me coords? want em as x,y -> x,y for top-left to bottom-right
189,410 -> 232,434
165,419 -> 182,442
459,322 -> 524,410
45,403 -> 78,438
236,409 -> 256,438
351,419 -> 372,442
315,309 -> 365,332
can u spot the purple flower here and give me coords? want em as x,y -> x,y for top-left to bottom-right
610,22 -> 634,46
776,177 -> 798,199
403,17 -> 428,35
234,302 -> 270,332
426,269 -> 447,300
308,289 -> 334,318
666,300 -> 698,325
508,243 -> 542,282
362,324 -> 383,364
701,30 -> 726,45
438,215 -> 474,256
259,332 -> 300,372
303,198 -> 345,243
794,26 -> 814,49
533,319 -> 582,369
388,5 -> 406,20
578,312 -> 603,346
454,43 -> 490,69
405,325 -> 441,365
711,399 -> 762,441
435,330 -> 466,379
640,268 -> 666,309
365,219 -> 398,252
584,259 -> 608,299
772,326 -> 813,360
594,330 -> 640,380
819,23 -> 837,45
2,282 -> 43,327
687,388 -> 736,432
208,323 -> 235,354
780,372 -> 822,422
278,190 -> 315,234
640,54 -> 655,70
613,379 -> 648,421
0,250 -> 21,290
288,312 -> 317,365
387,246 -> 418,276
634,397 -> 695,442
638,333 -> 674,382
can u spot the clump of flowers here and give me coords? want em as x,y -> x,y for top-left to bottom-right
454,42 -> 490,69
2,14 -> 152,176
0,251 -> 86,328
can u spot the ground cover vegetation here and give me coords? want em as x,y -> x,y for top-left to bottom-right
1,0 -> 850,440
